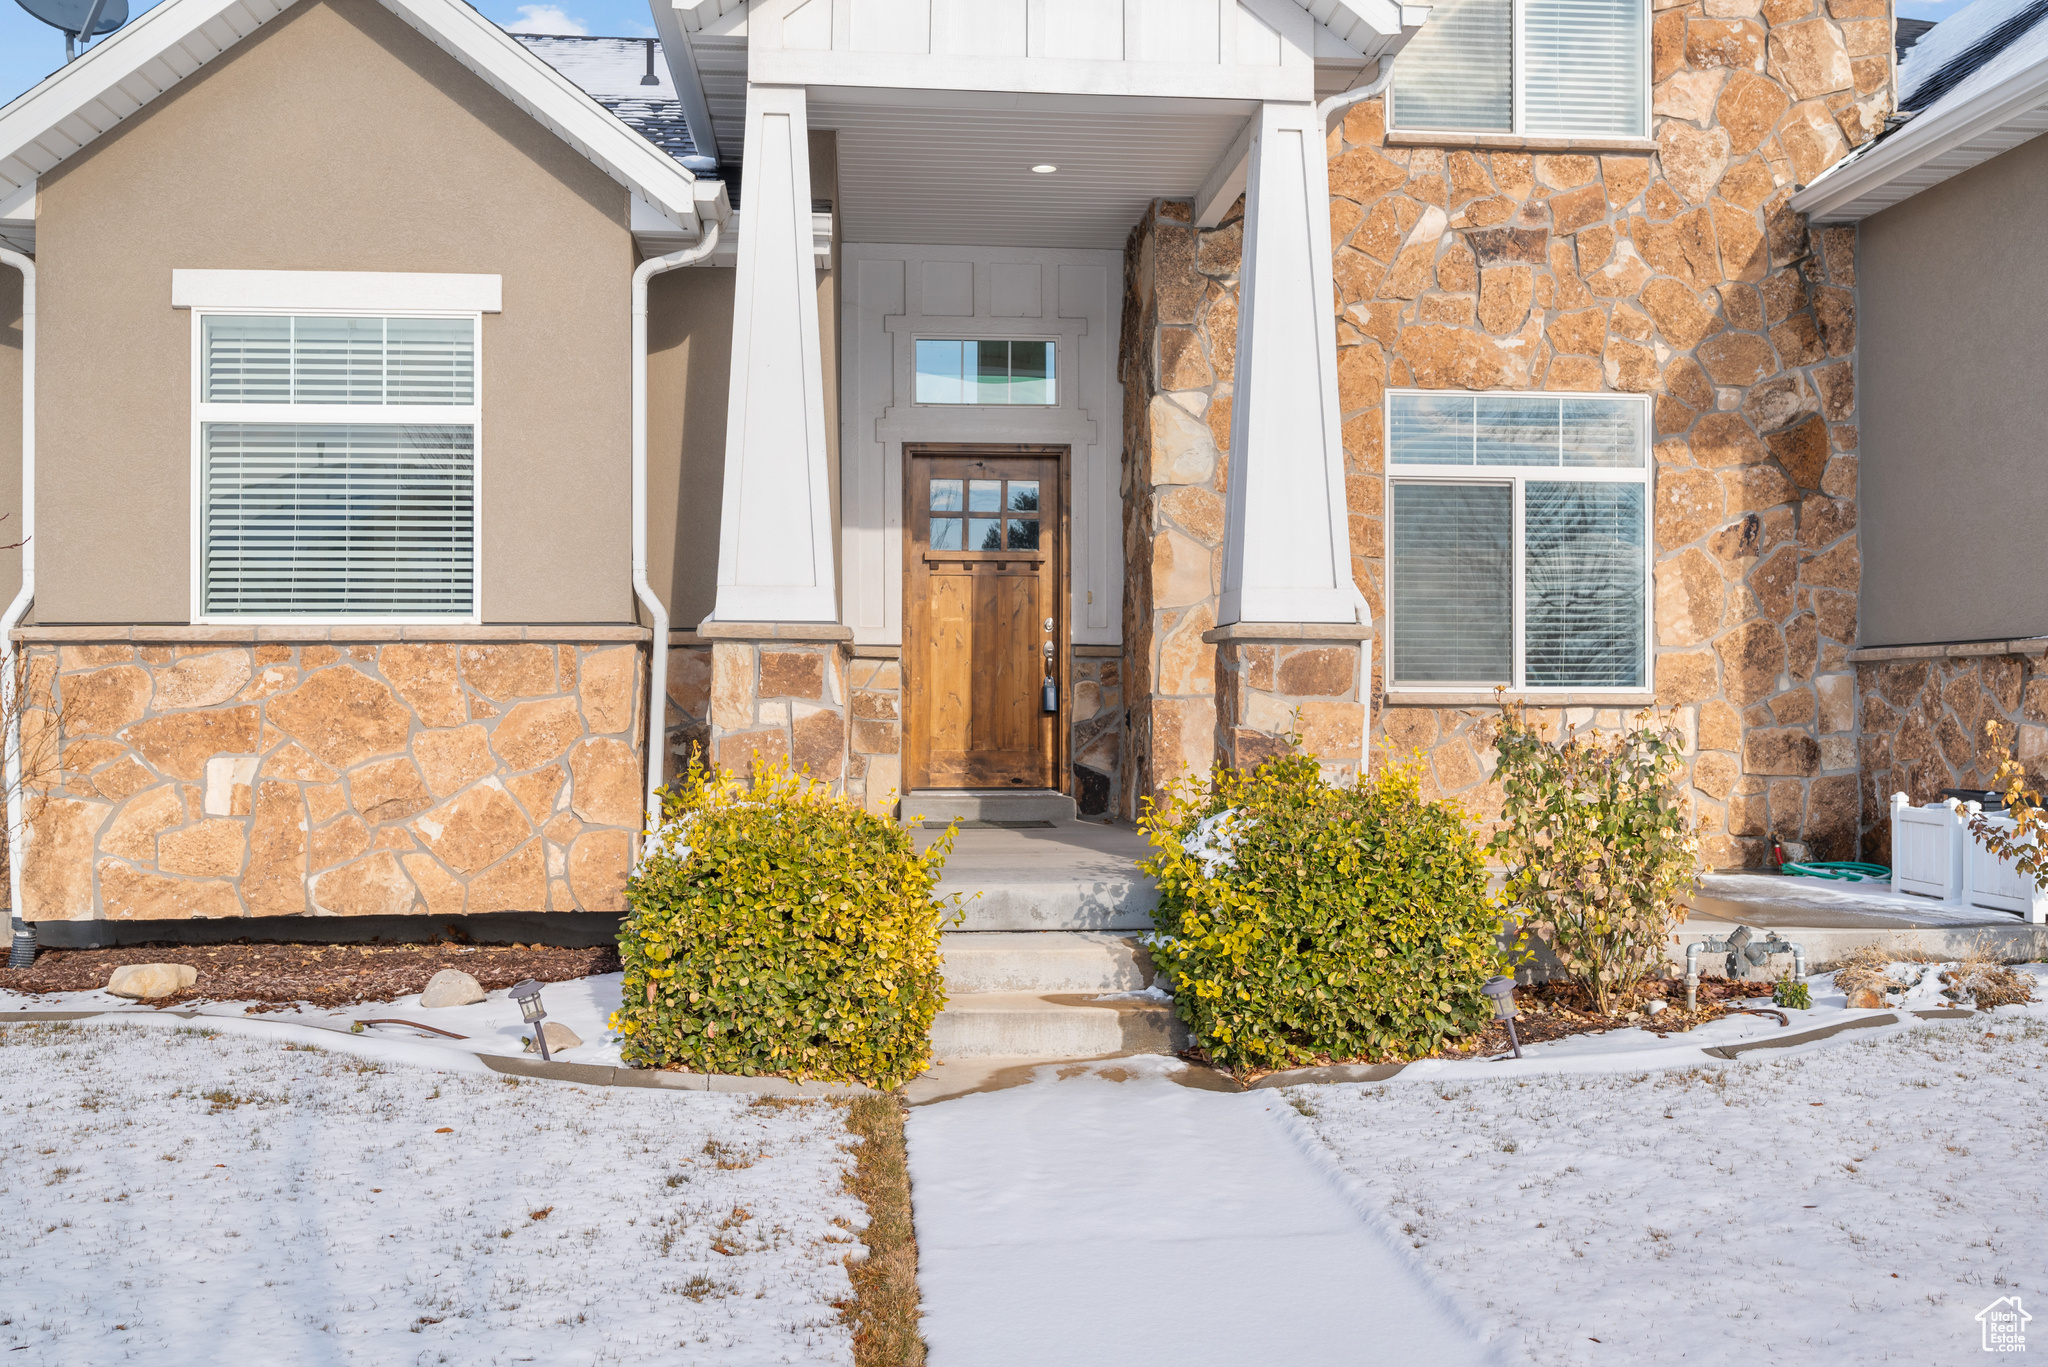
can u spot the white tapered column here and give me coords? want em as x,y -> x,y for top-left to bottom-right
1218,100 -> 1360,627
711,82 -> 837,624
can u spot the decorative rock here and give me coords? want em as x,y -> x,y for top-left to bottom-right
1645,999 -> 1668,1016
106,963 -> 198,999
525,1021 -> 582,1054
1846,987 -> 1886,1010
419,968 -> 486,1008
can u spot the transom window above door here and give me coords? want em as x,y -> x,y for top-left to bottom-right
1388,0 -> 1648,140
914,339 -> 1056,406
1386,392 -> 1650,693
928,477 -> 1041,552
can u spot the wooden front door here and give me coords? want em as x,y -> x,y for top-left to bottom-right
906,449 -> 1065,791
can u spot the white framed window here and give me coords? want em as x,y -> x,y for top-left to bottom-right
1385,391 -> 1651,693
190,311 -> 481,622
1388,0 -> 1649,140
913,338 -> 1056,405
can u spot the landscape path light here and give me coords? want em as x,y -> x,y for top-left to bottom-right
510,979 -> 551,1062
1483,975 -> 1522,1059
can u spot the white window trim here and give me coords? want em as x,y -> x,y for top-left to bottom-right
1387,0 -> 1653,142
909,334 -> 1063,409
1383,389 -> 1654,698
187,305 -> 485,626
172,270 -> 503,314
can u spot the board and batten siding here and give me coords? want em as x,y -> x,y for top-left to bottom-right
837,244 -> 1124,647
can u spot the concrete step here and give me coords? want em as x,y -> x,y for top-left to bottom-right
940,932 -> 1154,994
905,789 -> 1078,824
930,991 -> 1188,1061
929,821 -> 1159,931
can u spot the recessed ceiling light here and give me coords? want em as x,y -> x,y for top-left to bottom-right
1031,164 -> 1058,174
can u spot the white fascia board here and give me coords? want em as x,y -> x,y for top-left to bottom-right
1791,56 -> 2048,223
171,269 -> 504,312
0,0 -> 705,230
375,0 -> 701,227
648,0 -> 721,167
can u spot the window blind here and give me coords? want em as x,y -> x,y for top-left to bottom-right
1391,483 -> 1513,684
1389,0 -> 1513,133
1390,393 -> 1645,468
1523,0 -> 1647,137
1523,481 -> 1646,687
201,423 -> 475,617
203,316 -> 474,406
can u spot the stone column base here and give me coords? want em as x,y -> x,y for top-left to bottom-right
1203,622 -> 1372,784
700,621 -> 852,788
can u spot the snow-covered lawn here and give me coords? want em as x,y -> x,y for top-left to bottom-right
1292,1003 -> 2048,1365
0,1021 -> 865,1366
2,971 -> 632,1068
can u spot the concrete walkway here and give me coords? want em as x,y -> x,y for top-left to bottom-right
906,1056 -> 1499,1366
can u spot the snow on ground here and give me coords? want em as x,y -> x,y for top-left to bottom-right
1696,872 -> 2019,923
1290,994 -> 2048,1366
907,1054 -> 1501,1367
0,1021 -> 865,1367
1,972 -> 631,1067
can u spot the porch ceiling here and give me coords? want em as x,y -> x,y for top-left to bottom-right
810,91 -> 1254,250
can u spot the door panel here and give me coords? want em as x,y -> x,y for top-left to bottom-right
907,451 -> 1064,792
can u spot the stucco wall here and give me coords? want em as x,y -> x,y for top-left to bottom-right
33,0 -> 636,625
0,263 -> 21,612
1856,131 -> 2048,649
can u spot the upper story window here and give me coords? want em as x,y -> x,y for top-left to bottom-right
1386,392 -> 1650,692
196,313 -> 478,621
1388,0 -> 1649,140
914,339 -> 1056,405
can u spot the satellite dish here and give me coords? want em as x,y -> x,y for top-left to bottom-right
14,0 -> 130,61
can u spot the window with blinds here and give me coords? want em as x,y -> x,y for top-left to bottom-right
1389,0 -> 1648,139
1387,392 -> 1649,691
197,314 -> 479,620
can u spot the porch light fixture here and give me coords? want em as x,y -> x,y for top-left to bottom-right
510,979 -> 551,1062
1030,164 -> 1057,174
1482,975 -> 1522,1059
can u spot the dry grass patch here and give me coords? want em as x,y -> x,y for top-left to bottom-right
841,1095 -> 925,1367
1945,948 -> 2036,1008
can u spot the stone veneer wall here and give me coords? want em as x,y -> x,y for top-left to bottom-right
1118,4 -> 1888,863
1854,648 -> 2048,865
689,628 -> 850,793
19,630 -> 649,922
1071,652 -> 1124,817
846,654 -> 901,815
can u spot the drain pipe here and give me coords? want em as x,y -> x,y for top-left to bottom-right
1319,69 -> 1396,755
1,247 -> 33,967
632,221 -> 722,830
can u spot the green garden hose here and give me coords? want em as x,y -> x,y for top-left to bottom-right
1780,860 -> 1890,882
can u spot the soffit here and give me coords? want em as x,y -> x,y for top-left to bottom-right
811,94 -> 1252,249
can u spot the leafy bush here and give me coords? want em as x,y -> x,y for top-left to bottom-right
1772,977 -> 1812,1010
1487,702 -> 1700,1016
611,758 -> 958,1089
1139,752 -> 1507,1073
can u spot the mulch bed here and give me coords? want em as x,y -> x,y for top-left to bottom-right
0,942 -> 621,1012
1180,975 -> 1781,1082
1436,975 -> 1770,1059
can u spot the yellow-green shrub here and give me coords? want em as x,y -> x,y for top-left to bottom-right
612,758 -> 958,1089
1140,753 -> 1506,1073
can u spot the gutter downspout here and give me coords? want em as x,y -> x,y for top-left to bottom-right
1,248 -> 32,965
633,221 -> 721,831
1316,67 -> 1397,754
